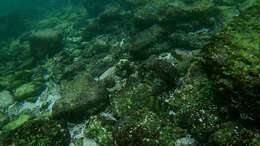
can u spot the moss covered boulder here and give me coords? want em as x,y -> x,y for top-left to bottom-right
111,82 -> 156,117
133,0 -> 220,31
203,4 -> 260,122
29,29 -> 63,59
129,25 -> 164,60
14,81 -> 44,101
2,114 -> 31,132
3,120 -> 70,146
113,110 -> 176,146
0,90 -> 14,110
52,72 -> 109,122
84,116 -> 113,146
208,121 -> 255,145
169,67 -> 220,142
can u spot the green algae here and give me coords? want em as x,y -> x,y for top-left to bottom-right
2,114 -> 31,131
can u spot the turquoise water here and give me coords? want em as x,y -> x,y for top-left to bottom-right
0,0 -> 259,145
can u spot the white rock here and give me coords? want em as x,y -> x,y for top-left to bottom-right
97,66 -> 116,81
175,135 -> 197,146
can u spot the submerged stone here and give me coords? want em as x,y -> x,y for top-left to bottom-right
169,66 -> 220,143
208,122 -> 255,145
203,4 -> 260,122
143,56 -> 179,88
3,120 -> 70,146
2,114 -> 31,131
14,81 -> 44,101
52,72 -> 109,122
129,25 -> 164,60
29,29 -> 63,59
0,90 -> 14,109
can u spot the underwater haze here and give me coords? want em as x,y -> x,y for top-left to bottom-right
0,0 -> 259,145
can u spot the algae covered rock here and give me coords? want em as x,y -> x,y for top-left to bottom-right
0,90 -> 14,109
169,66 -> 220,143
29,29 -> 63,59
142,56 -> 179,88
84,116 -> 112,145
133,1 -> 220,31
14,81 -> 44,101
2,114 -> 31,131
113,110 -> 176,146
111,82 -> 155,117
52,72 -> 109,122
3,120 -> 70,146
109,80 -> 177,145
129,25 -> 164,60
208,122 -> 255,145
203,4 -> 260,122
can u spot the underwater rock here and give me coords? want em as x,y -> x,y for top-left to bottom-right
52,72 -> 108,122
14,81 -> 44,101
115,59 -> 135,78
111,82 -> 155,117
159,1 -> 220,32
208,121 -> 255,145
173,49 -> 200,75
0,90 -> 14,109
2,114 -> 31,131
84,116 -> 112,145
169,67 -> 220,143
203,4 -> 260,122
29,29 -> 63,59
170,30 -> 212,50
129,25 -> 164,60
113,109 -> 176,146
132,1 -> 220,32
0,40 -> 33,70
3,120 -> 70,146
7,70 -> 34,89
175,136 -> 197,146
140,56 -> 179,92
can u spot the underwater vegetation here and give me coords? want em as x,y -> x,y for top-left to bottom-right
0,0 -> 259,145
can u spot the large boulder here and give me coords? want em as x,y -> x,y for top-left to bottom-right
52,72 -> 109,122
29,29 -> 63,59
203,4 -> 260,122
133,0 -> 220,31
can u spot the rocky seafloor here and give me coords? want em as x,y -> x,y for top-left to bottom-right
0,0 -> 259,145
